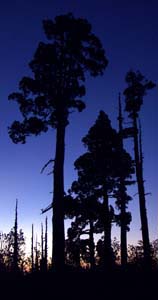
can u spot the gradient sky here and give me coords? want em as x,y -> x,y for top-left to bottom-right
0,0 -> 158,256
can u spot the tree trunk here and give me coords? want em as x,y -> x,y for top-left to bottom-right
89,219 -> 95,270
52,122 -> 66,271
133,115 -> 151,268
45,216 -> 48,271
75,239 -> 81,268
31,224 -> 34,272
41,223 -> 44,261
103,191 -> 113,270
120,182 -> 127,267
35,236 -> 39,271
118,96 -> 128,267
13,199 -> 18,272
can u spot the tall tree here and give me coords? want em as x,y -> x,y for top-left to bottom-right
82,110 -> 134,270
13,199 -> 18,272
123,70 -> 155,268
116,94 -> 134,267
82,111 -> 119,270
8,13 -> 108,271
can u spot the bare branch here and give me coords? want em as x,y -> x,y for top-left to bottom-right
41,202 -> 53,214
40,159 -> 54,174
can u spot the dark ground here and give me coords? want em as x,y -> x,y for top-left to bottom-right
0,267 -> 158,299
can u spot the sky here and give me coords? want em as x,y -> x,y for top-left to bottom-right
0,0 -> 158,257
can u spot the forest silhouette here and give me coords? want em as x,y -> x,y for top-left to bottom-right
0,12 -> 158,298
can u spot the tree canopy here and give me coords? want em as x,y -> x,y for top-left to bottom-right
8,13 -> 108,143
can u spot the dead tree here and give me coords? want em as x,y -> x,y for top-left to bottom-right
123,70 -> 155,268
31,224 -> 34,272
117,95 -> 129,267
13,199 -> 18,272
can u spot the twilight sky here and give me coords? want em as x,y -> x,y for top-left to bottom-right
0,0 -> 158,256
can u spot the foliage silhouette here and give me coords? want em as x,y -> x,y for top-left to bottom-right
65,111 -> 134,270
82,110 -> 134,270
8,13 -> 108,271
0,228 -> 25,272
68,152 -> 104,269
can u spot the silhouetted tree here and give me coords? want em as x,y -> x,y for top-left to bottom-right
112,237 -> 121,264
41,223 -> 44,261
35,235 -> 40,271
82,111 -> 119,270
31,224 -> 34,272
69,152 -> 103,269
65,219 -> 82,268
45,216 -> 48,271
114,189 -> 132,266
151,239 -> 158,269
0,232 -> 6,272
96,237 -> 120,266
127,241 -> 146,268
116,94 -> 135,267
40,222 -> 45,271
1,228 -> 25,272
81,110 -> 134,270
96,237 -> 104,266
13,199 -> 18,272
66,217 -> 93,268
8,13 -> 108,271
123,70 -> 155,268
65,109 -> 134,270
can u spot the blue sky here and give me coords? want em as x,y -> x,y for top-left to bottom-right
0,0 -> 158,256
